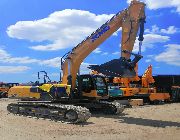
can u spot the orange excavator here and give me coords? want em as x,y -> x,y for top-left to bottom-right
139,65 -> 170,104
7,0 -> 146,123
103,63 -> 170,105
109,65 -> 170,104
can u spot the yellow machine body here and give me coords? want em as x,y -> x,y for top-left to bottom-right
8,86 -> 40,99
8,84 -> 71,100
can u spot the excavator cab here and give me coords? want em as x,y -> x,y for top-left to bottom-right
75,74 -> 109,99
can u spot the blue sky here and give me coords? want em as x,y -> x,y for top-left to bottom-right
0,0 -> 180,83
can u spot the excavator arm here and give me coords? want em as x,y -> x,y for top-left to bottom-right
61,0 -> 146,90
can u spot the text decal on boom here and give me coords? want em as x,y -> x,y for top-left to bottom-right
91,25 -> 110,42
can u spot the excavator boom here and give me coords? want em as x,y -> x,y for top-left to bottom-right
61,0 -> 145,90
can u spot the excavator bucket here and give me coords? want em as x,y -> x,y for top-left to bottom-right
88,58 -> 136,78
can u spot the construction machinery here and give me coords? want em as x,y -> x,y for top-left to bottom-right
7,0 -> 146,123
37,71 -> 52,84
107,65 -> 171,104
112,64 -> 140,97
0,82 -> 19,98
153,75 -> 180,95
171,86 -> 180,102
96,64 -> 140,100
138,65 -> 170,104
105,65 -> 172,104
138,68 -> 180,104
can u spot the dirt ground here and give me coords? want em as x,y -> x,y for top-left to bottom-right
0,99 -> 180,140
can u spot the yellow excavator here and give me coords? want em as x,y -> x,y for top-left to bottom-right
7,0 -> 146,123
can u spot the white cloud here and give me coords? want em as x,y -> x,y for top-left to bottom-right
5,57 -> 39,64
133,34 -> 170,53
0,47 -> 62,68
147,55 -> 154,58
93,48 -> 109,55
127,0 -> 132,4
127,0 -> 180,14
112,51 -> 119,55
40,57 -> 61,68
40,57 -> 94,74
0,47 -> 93,74
146,0 -> 180,13
155,44 -> 180,66
145,25 -> 159,34
0,48 -> 39,64
80,62 -> 94,74
145,25 -> 179,35
0,46 -> 62,66
112,28 -> 122,36
93,48 -> 102,54
0,66 -> 30,74
161,26 -> 178,34
7,9 -> 113,51
0,48 -> 10,58
49,73 -> 60,77
102,52 -> 108,55
145,59 -> 151,63
154,66 -> 160,69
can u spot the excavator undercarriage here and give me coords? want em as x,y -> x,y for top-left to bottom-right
7,100 -> 124,123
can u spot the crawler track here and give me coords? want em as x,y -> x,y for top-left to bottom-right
80,101 -> 124,115
7,102 -> 91,124
100,101 -> 124,114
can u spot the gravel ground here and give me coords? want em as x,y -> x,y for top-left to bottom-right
0,98 -> 180,140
